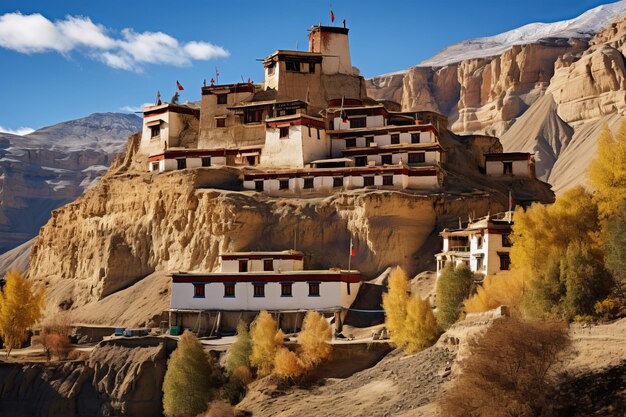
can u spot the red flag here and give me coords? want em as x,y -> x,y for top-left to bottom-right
350,238 -> 355,257
176,80 -> 184,91
330,6 -> 335,23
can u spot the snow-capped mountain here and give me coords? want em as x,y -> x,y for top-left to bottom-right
419,0 -> 626,67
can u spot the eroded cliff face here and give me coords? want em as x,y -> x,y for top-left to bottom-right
368,18 -> 626,193
0,338 -> 172,417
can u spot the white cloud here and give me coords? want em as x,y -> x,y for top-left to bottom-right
120,103 -> 152,113
0,126 -> 35,136
0,12 -> 229,71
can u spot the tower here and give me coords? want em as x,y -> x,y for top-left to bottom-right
308,25 -> 353,75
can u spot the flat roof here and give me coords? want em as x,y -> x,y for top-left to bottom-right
172,270 -> 361,283
327,123 -> 437,137
341,143 -> 443,155
265,114 -> 324,123
310,157 -> 353,164
221,250 -> 303,259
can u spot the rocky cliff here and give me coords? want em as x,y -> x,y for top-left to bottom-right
367,2 -> 626,193
0,113 -> 141,254
0,337 -> 174,417
27,127 -> 552,326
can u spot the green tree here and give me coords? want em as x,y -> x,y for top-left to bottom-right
163,331 -> 223,417
524,254 -> 566,318
435,264 -> 473,329
382,267 -> 410,349
225,320 -> 251,374
604,209 -> 626,287
0,270 -> 44,357
562,242 -> 613,318
249,311 -> 284,377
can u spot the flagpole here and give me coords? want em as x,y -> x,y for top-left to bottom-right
348,238 -> 352,271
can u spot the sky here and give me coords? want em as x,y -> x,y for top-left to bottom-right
0,0 -> 617,133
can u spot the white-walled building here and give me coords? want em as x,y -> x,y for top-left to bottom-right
170,250 -> 361,313
147,146 -> 262,172
435,212 -> 514,278
140,103 -> 200,157
485,152 -> 533,177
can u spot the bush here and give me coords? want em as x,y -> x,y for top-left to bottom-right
163,331 -> 224,417
464,270 -> 527,314
226,320 -> 252,374
383,267 -> 440,353
33,312 -> 73,360
435,264 -> 473,329
439,318 -> 571,417
594,295 -> 625,320
198,400 -> 235,417
273,347 -> 305,380
250,311 -> 284,377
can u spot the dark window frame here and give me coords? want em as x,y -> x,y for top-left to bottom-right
201,157 -> 211,167
502,233 -> 512,247
365,136 -> 374,147
215,117 -> 226,128
383,175 -> 393,186
381,154 -> 393,165
263,259 -> 273,271
279,179 -> 289,190
390,133 -> 400,144
253,283 -> 265,298
503,162 -> 513,175
308,63 -> 315,73
285,60 -> 301,72
193,283 -> 205,298
354,156 -> 367,167
151,162 -> 159,171
350,117 -> 366,129
255,180 -> 264,192
308,281 -> 320,297
363,176 -> 375,186
279,126 -> 290,138
411,133 -> 420,144
345,138 -> 356,148
281,282 -> 293,297
224,283 -> 235,298
303,177 -> 314,189
177,158 -> 187,170
238,260 -> 248,273
499,253 -> 511,270
408,153 -> 426,164
333,177 -> 343,188
216,94 -> 228,105
150,126 -> 160,138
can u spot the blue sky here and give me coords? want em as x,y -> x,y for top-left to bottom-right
0,0 -> 616,132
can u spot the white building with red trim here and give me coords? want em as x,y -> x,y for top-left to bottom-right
484,152 -> 534,177
435,212 -> 514,278
170,250 -> 360,313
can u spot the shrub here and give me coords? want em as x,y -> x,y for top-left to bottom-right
464,269 -> 527,314
297,311 -> 332,370
33,312 -> 73,360
435,264 -> 473,329
273,347 -> 304,380
163,331 -> 223,417
439,318 -> 571,417
198,401 -> 235,417
250,311 -> 283,377
594,295 -> 624,320
226,320 -> 252,374
0,270 -> 45,357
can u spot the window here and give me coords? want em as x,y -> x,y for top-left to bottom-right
345,138 -> 356,148
316,129 -> 320,140
333,177 -> 343,188
355,156 -> 367,167
255,180 -> 264,192
476,236 -> 483,249
267,63 -> 275,75
498,253 -> 511,270
151,162 -> 159,171
308,282 -> 320,297
263,259 -> 273,271
253,283 -> 265,298
177,159 -> 187,170
502,233 -> 512,247
285,60 -> 300,72
383,175 -> 393,186
201,157 -> 211,167
308,63 -> 315,73
476,256 -> 484,271
503,162 -> 513,175
390,134 -> 400,144
346,282 -> 351,295
365,136 -> 374,147
215,117 -> 226,128
281,282 -> 293,297
217,94 -> 228,104
279,179 -> 289,190
193,283 -> 205,298
308,126 -> 311,137
350,117 -> 366,129
150,126 -> 160,138
381,154 -> 392,165
363,176 -> 375,186
408,153 -> 425,164
279,126 -> 289,138
239,260 -> 248,272
303,177 -> 314,189
411,133 -> 420,144
244,110 -> 263,124
224,283 -> 235,298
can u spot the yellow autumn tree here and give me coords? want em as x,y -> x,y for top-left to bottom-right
0,270 -> 44,357
273,347 -> 305,379
404,293 -> 440,353
588,122 -> 626,220
250,311 -> 284,377
382,267 -> 410,349
297,310 -> 332,370
464,270 -> 528,314
510,186 -> 600,274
